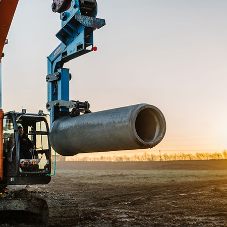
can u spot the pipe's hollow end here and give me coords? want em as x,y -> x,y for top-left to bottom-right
134,106 -> 166,146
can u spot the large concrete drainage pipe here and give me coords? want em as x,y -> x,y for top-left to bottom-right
49,104 -> 166,156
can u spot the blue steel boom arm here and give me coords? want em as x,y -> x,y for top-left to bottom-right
46,0 -> 105,123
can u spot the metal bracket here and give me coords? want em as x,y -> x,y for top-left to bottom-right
70,101 -> 91,117
46,72 -> 61,82
46,100 -> 90,111
46,100 -> 76,111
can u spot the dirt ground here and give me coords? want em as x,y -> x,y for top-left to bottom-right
3,160 -> 227,226
37,160 -> 227,226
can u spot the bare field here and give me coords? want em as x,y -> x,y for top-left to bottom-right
31,160 -> 227,226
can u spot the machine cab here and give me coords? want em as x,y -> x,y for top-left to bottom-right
2,111 -> 51,185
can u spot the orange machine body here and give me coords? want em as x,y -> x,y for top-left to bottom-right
0,0 -> 19,57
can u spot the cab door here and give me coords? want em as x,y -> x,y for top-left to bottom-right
3,114 -> 19,181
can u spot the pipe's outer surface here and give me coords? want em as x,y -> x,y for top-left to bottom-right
50,104 -> 166,156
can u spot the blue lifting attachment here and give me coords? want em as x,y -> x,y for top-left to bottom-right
46,0 -> 105,124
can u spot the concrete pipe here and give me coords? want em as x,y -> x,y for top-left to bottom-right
49,104 -> 166,156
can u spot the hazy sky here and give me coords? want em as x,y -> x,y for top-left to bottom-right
2,0 -> 227,152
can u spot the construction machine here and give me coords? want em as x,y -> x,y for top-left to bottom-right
0,0 -> 166,225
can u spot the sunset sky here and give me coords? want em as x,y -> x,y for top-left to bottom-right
2,0 -> 227,153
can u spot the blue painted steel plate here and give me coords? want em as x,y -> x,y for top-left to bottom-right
75,15 -> 105,29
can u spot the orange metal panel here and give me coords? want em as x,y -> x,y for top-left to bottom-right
0,0 -> 19,58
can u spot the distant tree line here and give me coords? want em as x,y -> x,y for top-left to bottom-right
66,150 -> 227,162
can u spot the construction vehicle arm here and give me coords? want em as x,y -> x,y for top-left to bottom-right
0,0 -> 19,58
